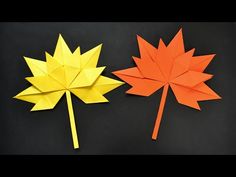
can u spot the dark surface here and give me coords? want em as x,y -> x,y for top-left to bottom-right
0,22 -> 235,155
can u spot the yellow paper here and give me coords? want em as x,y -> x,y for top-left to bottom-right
14,34 -> 124,149
66,91 -> 79,149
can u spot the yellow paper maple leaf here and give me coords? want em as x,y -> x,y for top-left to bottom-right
14,34 -> 124,149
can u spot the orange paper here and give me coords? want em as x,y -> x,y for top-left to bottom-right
113,29 -> 221,140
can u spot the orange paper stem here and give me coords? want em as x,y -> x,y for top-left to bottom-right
152,84 -> 169,140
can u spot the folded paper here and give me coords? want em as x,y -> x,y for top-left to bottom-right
113,29 -> 221,140
14,34 -> 124,149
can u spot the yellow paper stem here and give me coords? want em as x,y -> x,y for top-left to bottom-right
66,91 -> 79,149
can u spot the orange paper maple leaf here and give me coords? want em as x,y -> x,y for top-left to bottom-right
113,29 -> 221,140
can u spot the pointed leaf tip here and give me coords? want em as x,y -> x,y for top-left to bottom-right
94,43 -> 103,51
45,51 -> 53,58
23,56 -> 29,61
174,28 -> 183,38
96,43 -> 103,49
158,38 -> 166,48
178,28 -> 183,33
112,70 -> 119,76
174,28 -> 183,40
189,48 -> 195,55
137,35 -> 147,45
166,28 -> 185,59
137,34 -> 142,39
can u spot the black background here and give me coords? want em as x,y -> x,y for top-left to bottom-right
0,22 -> 235,155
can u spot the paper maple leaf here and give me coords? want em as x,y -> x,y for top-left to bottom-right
113,29 -> 221,140
14,34 -> 124,149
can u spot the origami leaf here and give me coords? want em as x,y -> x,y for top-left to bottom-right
14,34 -> 124,149
113,29 -> 221,140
